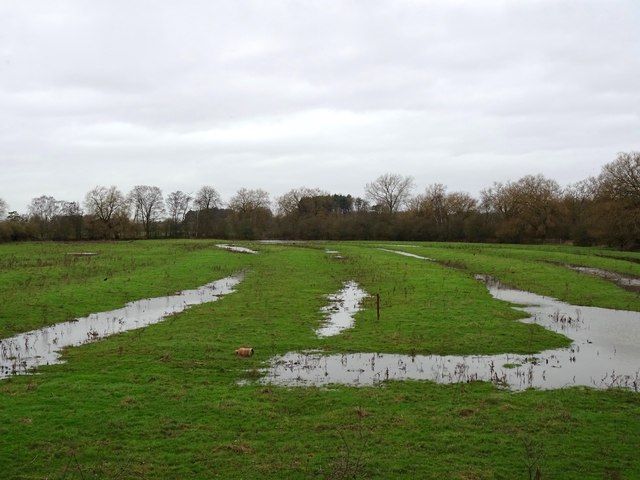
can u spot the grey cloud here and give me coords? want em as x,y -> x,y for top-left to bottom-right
0,0 -> 638,213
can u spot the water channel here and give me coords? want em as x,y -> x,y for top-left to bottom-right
0,273 -> 244,378
261,271 -> 640,391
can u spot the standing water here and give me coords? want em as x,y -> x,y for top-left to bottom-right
0,273 -> 244,378
566,265 -> 640,290
315,281 -> 368,337
261,276 -> 640,391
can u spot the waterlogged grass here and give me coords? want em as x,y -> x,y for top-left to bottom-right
0,241 -> 253,337
381,242 -> 640,311
324,244 -> 570,355
0,241 -> 639,478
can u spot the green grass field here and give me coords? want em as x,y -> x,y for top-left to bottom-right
1,240 -> 639,479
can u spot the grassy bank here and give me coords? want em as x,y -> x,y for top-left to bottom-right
0,241 -> 639,479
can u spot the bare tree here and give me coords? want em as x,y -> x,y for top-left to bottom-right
0,198 -> 7,220
228,188 -> 271,213
166,190 -> 191,236
228,188 -> 272,239
365,173 -> 414,213
562,178 -> 599,244
597,151 -> 640,206
418,184 -> 477,222
28,195 -> 60,221
186,186 -> 222,238
276,187 -> 328,216
480,182 -> 519,218
412,183 -> 448,224
481,175 -> 563,241
194,185 -> 222,211
128,185 -> 165,238
28,195 -> 61,239
447,191 -> 477,217
410,184 -> 477,240
353,197 -> 370,212
565,177 -> 598,204
591,152 -> 640,247
514,174 -> 563,239
51,201 -> 84,240
59,201 -> 81,216
84,186 -> 129,238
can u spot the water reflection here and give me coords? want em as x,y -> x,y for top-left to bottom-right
378,249 -> 434,261
315,281 -> 368,337
0,273 -> 244,378
216,244 -> 259,254
261,276 -> 640,391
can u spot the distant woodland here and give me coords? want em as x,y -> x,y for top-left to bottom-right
1,151 -> 639,248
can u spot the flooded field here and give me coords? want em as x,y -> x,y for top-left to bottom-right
261,275 -> 640,391
4,244 -> 640,392
0,273 -> 243,378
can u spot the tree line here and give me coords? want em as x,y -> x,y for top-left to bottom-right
1,151 -> 639,248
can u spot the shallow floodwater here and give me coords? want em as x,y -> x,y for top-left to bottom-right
378,249 -> 434,261
216,244 -> 258,254
315,281 -> 368,337
261,276 -> 640,391
0,273 -> 243,378
567,265 -> 640,290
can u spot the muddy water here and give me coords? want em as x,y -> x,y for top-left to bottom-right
261,277 -> 640,391
315,281 -> 368,337
0,273 -> 244,378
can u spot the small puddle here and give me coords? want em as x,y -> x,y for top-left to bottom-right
260,276 -> 640,391
0,273 -> 244,378
216,244 -> 258,254
315,281 -> 368,337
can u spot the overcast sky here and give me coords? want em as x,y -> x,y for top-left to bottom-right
1,0 -> 638,213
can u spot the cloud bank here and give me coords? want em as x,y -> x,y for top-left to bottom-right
1,0 -> 638,212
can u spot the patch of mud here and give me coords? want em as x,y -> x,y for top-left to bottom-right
216,244 -> 259,254
566,264 -> 640,292
0,273 -> 244,379
315,281 -> 368,337
260,276 -> 640,392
